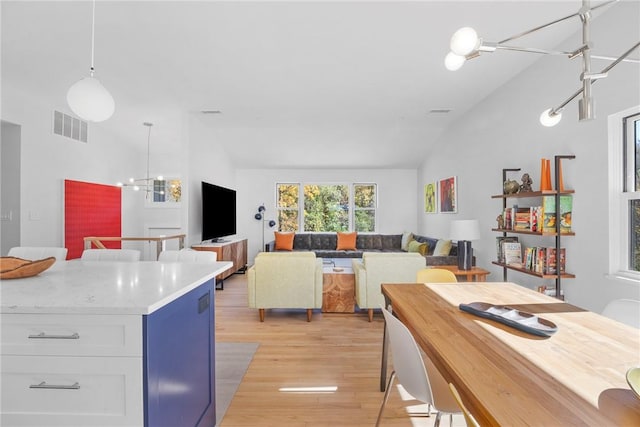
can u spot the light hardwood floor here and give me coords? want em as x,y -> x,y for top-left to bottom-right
216,273 -> 466,427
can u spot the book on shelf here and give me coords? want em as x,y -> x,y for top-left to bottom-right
542,195 -> 573,233
503,242 -> 523,266
545,247 -> 566,274
503,207 -> 513,230
496,236 -> 518,263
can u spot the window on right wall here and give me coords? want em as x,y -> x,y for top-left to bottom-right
609,107 -> 640,279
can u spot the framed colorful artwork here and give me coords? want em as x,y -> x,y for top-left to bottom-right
424,182 -> 437,213
439,176 -> 457,213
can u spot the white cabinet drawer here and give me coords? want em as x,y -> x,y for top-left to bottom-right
1,355 -> 143,427
0,314 -> 142,356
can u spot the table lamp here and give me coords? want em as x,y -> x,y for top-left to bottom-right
450,219 -> 480,270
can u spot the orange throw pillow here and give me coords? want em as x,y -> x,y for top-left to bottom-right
274,232 -> 295,251
336,232 -> 357,251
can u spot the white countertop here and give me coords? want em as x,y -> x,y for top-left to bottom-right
0,260 -> 233,315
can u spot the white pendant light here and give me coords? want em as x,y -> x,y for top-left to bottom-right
67,0 -> 114,122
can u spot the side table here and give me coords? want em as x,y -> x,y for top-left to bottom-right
321,261 -> 355,313
432,265 -> 490,282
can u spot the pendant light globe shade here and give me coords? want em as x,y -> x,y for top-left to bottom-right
66,76 -> 115,122
444,52 -> 466,71
450,27 -> 479,56
540,108 -> 562,127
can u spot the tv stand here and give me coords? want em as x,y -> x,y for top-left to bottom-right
192,238 -> 247,290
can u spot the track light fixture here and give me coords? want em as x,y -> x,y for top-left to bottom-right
445,0 -> 640,127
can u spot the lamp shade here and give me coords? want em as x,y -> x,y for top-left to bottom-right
450,219 -> 481,241
66,76 -> 115,122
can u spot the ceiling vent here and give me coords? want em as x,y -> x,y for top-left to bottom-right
429,109 -> 452,114
53,110 -> 88,143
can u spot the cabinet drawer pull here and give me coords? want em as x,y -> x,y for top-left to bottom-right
27,332 -> 80,340
29,381 -> 80,390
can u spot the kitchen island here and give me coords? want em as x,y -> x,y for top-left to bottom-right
1,260 -> 232,427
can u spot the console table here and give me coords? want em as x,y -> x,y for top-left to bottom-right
84,234 -> 186,260
192,238 -> 248,289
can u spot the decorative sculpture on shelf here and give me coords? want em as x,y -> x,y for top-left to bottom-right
503,179 -> 519,195
496,214 -> 505,230
519,173 -> 533,193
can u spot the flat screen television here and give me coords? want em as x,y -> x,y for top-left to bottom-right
202,181 -> 236,242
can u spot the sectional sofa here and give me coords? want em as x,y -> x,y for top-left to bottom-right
266,232 -> 464,266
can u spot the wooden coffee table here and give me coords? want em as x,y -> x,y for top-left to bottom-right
322,260 -> 355,313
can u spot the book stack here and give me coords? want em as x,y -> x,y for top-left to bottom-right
522,247 -> 566,274
500,206 -> 543,232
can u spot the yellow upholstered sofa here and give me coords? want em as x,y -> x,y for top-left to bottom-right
247,252 -> 323,322
352,252 -> 426,321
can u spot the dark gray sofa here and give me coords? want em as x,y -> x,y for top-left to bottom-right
266,232 -> 466,266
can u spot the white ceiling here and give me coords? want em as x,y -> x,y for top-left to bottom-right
1,1 -> 618,168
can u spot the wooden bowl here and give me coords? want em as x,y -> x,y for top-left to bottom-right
0,256 -> 56,279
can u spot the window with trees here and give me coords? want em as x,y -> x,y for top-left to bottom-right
609,107 -> 640,279
626,112 -> 640,271
276,183 -> 377,232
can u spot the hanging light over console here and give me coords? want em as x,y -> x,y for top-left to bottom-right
444,0 -> 640,127
117,122 -> 171,200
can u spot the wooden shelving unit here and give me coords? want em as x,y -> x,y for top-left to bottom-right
494,155 -> 575,299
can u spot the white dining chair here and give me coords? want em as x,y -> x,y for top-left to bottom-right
601,299 -> 640,328
376,305 -> 461,426
8,246 -> 68,262
448,383 -> 480,427
158,250 -> 217,263
80,249 -> 141,262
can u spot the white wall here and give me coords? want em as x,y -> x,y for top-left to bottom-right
418,1 -> 640,312
1,84 -> 145,250
236,168 -> 417,262
186,115 -> 237,248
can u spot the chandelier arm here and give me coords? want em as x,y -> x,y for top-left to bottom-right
491,45 -> 640,63
599,41 -> 640,74
497,0 -> 618,45
494,45 -> 574,56
549,41 -> 640,115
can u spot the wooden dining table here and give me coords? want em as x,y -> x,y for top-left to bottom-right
381,282 -> 640,426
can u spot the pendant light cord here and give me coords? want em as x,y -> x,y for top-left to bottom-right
144,123 -> 153,199
90,0 -> 96,76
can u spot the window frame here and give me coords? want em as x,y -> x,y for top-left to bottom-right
275,182 -> 378,233
353,182 -> 378,233
608,105 -> 640,282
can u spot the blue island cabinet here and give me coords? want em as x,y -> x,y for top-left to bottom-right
144,279 -> 216,427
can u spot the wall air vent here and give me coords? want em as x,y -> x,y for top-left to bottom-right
53,110 -> 88,143
429,109 -> 452,114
